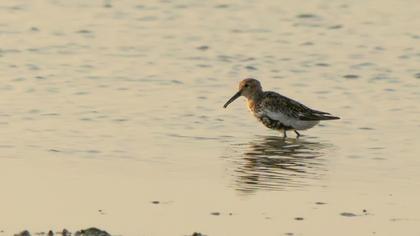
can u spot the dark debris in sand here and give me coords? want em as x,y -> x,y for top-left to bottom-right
14,230 -> 31,236
14,228 -> 110,236
340,212 -> 358,217
191,232 -> 206,236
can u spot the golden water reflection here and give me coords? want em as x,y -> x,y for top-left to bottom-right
227,136 -> 331,193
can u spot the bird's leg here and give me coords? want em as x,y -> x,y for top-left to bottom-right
294,130 -> 301,138
283,130 -> 287,138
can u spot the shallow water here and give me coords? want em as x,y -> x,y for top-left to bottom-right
0,0 -> 420,235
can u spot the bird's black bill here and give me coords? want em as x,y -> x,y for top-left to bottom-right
223,91 -> 241,108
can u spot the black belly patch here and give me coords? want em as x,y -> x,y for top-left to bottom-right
259,116 -> 293,130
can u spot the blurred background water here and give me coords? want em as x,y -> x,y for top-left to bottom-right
0,0 -> 419,235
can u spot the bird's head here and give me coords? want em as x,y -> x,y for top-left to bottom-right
223,78 -> 262,108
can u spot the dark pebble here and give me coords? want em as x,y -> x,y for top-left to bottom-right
301,41 -> 314,46
196,45 -> 209,51
171,79 -> 183,84
315,63 -> 330,67
245,65 -> 257,70
76,30 -> 92,34
151,201 -> 160,204
215,4 -> 229,8
294,217 -> 304,221
75,227 -> 111,236
192,232 -> 204,236
211,212 -> 220,216
414,72 -> 420,78
343,74 -> 359,79
62,229 -> 70,236
341,212 -> 357,217
14,230 -> 31,236
329,25 -> 343,29
297,13 -> 317,18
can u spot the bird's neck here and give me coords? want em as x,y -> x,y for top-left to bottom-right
248,90 -> 263,102
246,90 -> 264,111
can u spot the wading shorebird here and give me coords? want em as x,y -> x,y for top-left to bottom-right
223,78 -> 340,137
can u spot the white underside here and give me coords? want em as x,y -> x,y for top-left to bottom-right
256,111 -> 319,130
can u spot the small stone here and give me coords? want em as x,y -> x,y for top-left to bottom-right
297,13 -> 317,18
210,212 -> 220,216
151,201 -> 160,204
414,72 -> 420,79
196,45 -> 209,51
315,63 -> 330,67
215,4 -> 229,8
294,217 -> 304,221
245,65 -> 257,70
301,41 -> 314,46
74,227 -> 110,236
76,30 -> 92,34
343,74 -> 359,79
14,231 -> 31,236
62,229 -> 70,236
341,212 -> 357,217
47,231 -> 54,236
329,25 -> 343,29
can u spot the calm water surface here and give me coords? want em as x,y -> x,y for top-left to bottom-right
0,0 -> 419,235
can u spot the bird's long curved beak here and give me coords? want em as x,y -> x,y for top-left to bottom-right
223,90 -> 242,108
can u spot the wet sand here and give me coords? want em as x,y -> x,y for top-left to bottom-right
0,0 -> 420,235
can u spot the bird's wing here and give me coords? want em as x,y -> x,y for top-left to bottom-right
258,92 -> 339,122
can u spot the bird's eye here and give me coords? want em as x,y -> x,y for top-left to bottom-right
244,84 -> 249,88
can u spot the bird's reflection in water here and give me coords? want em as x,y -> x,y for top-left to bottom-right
225,135 -> 330,193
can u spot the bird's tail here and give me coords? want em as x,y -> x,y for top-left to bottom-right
308,109 -> 340,120
317,115 -> 340,120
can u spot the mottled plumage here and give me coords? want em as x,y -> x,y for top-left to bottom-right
223,78 -> 339,137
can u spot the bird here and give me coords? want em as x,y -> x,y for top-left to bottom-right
223,78 -> 339,137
